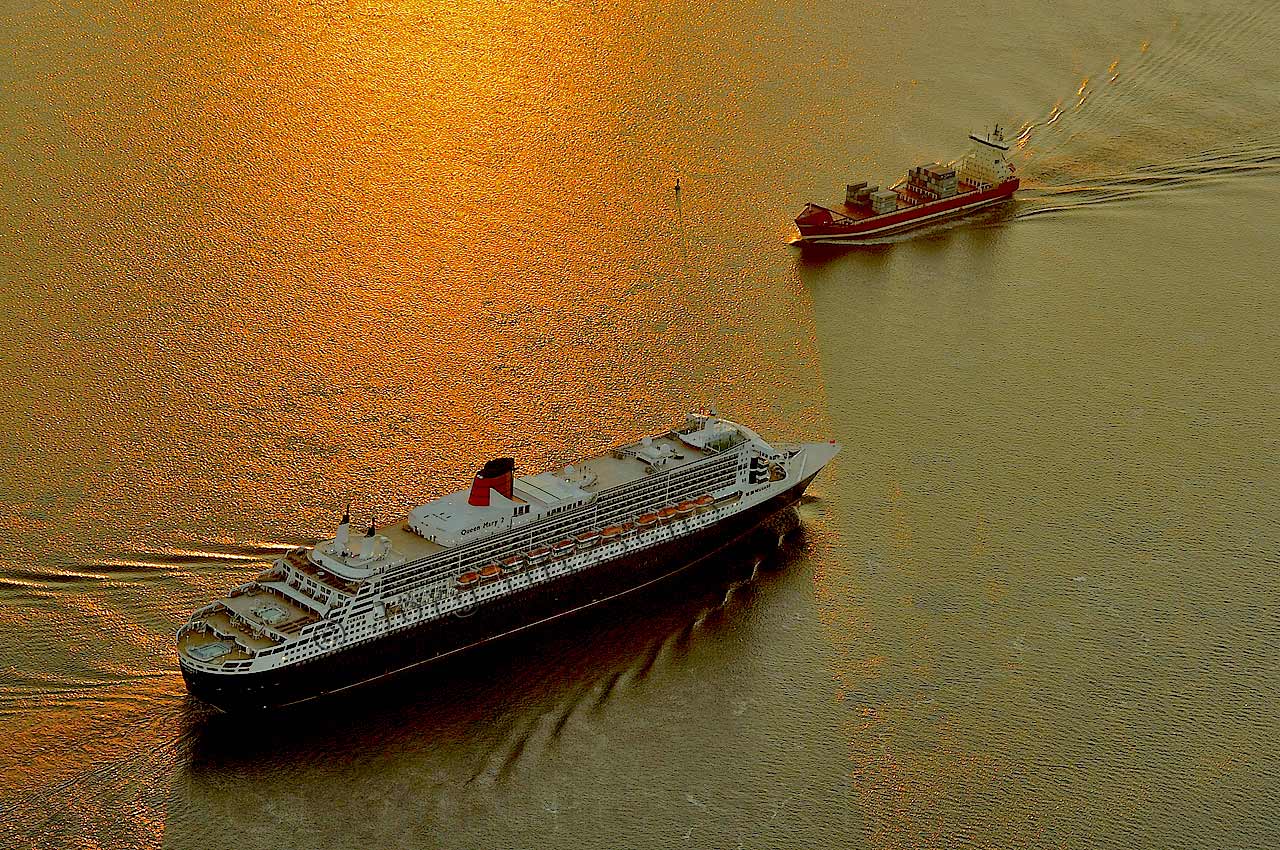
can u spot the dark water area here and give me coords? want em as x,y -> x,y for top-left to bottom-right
2,0 -> 1278,846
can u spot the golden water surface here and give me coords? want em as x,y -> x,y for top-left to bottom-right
1,0 -> 1277,847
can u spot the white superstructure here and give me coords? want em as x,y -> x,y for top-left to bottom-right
177,412 -> 840,683
957,125 -> 1014,190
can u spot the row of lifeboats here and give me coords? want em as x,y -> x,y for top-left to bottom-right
456,493 -> 718,588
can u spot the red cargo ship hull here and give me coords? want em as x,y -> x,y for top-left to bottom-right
794,178 -> 1019,244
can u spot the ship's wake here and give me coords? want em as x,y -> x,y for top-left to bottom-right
1006,2 -> 1280,218
0,699 -> 191,849
458,513 -> 808,787
0,539 -> 309,723
1012,137 -> 1280,221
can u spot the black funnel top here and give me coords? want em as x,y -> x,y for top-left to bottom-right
478,457 -> 515,477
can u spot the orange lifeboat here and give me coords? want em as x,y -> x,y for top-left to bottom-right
456,571 -> 480,589
657,506 -> 679,522
502,554 -> 525,572
694,494 -> 715,510
675,501 -> 696,516
636,513 -> 659,528
600,525 -> 624,542
527,546 -> 550,565
479,564 -> 502,581
620,522 -> 637,535
551,539 -> 575,558
576,529 -> 601,547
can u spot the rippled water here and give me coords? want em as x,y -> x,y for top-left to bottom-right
2,0 -> 1278,846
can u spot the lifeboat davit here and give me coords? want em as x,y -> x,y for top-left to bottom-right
502,554 -> 525,572
600,525 -> 624,542
479,564 -> 502,581
636,513 -> 659,528
456,571 -> 480,589
620,522 -> 636,535
527,546 -> 550,565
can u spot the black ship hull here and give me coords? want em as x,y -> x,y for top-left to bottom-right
182,473 -> 821,712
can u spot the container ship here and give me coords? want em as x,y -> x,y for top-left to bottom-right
792,126 -> 1019,244
177,411 -> 840,712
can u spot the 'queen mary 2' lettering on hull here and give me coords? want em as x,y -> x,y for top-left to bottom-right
176,412 -> 840,712
792,126 -> 1019,245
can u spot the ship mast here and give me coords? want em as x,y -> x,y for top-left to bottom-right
673,174 -> 689,267
671,174 -> 718,417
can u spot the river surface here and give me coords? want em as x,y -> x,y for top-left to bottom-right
2,0 -> 1278,847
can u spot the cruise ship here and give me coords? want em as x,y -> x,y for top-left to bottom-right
177,411 -> 840,712
792,126 -> 1019,244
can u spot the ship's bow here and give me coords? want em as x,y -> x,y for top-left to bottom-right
799,440 -> 841,479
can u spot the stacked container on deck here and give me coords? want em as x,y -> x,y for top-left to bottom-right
845,182 -> 899,215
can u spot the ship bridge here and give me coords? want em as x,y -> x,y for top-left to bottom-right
675,413 -> 752,453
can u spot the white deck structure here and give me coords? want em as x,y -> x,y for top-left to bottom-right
177,412 -> 840,681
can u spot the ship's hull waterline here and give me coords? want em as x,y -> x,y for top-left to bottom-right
794,181 -> 1018,245
181,473 -> 820,712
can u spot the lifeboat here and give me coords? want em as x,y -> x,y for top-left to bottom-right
620,522 -> 636,536
675,501 -> 696,516
575,529 -> 601,548
527,546 -> 551,565
636,513 -> 659,528
694,494 -> 715,511
600,525 -> 624,542
502,554 -> 525,572
479,564 -> 502,581
551,539 -> 576,558
456,571 -> 480,589
657,506 -> 679,522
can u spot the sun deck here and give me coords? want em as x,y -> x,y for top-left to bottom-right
587,432 -> 715,488
179,584 -> 322,665
376,519 -> 447,561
